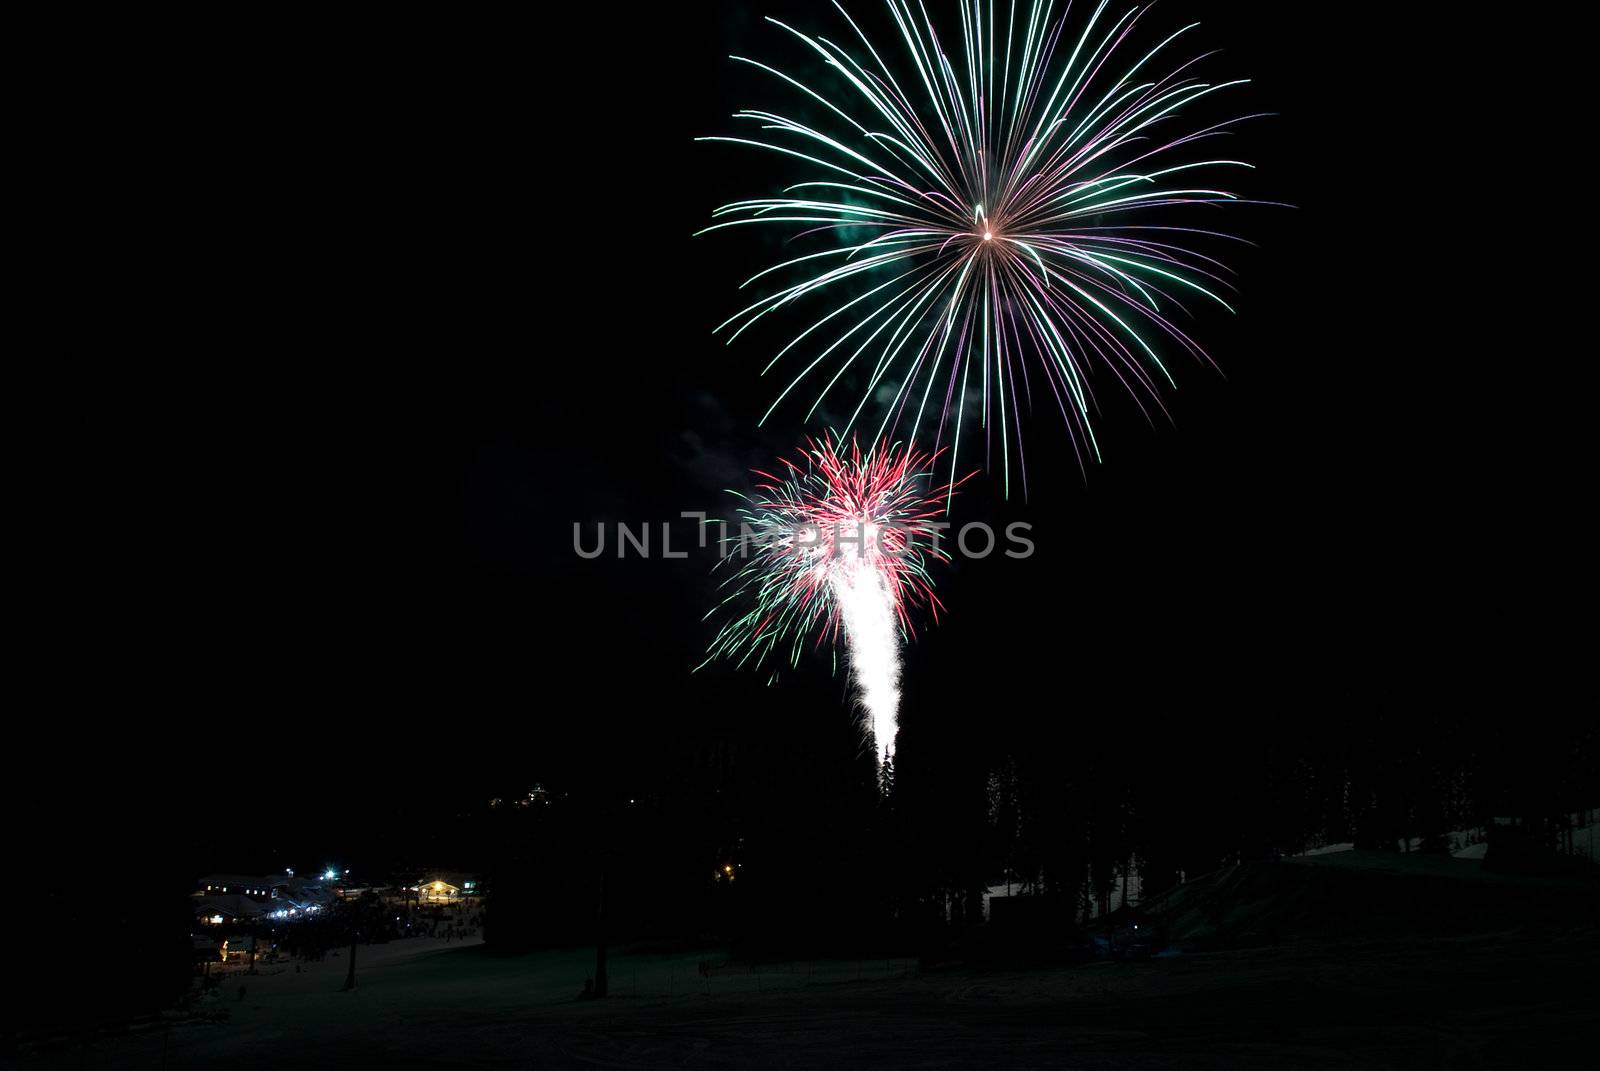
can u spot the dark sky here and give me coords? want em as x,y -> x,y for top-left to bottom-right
31,3 -> 1578,879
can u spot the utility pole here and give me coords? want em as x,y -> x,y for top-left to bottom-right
343,903 -> 360,992
593,866 -> 608,997
343,936 -> 358,991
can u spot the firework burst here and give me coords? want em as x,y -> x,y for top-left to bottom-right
700,0 -> 1262,495
701,436 -> 964,756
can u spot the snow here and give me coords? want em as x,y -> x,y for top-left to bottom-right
1298,841 -> 1354,857
23,924 -> 1600,1068
1292,813 -> 1598,863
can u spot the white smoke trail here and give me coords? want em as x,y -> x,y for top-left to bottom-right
828,525 -> 901,760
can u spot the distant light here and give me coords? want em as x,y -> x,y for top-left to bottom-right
983,231 -> 992,241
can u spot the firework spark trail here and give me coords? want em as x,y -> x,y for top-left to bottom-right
700,437 -> 964,758
700,1 -> 1264,494
829,524 -> 901,757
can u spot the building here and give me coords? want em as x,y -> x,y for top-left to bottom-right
333,877 -> 392,900
198,874 -> 289,900
193,870 -> 332,925
403,872 -> 482,904
192,935 -> 221,965
219,935 -> 259,964
421,879 -> 464,903
193,893 -> 266,926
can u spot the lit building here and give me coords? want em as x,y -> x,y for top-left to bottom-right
403,873 -> 481,904
419,879 -> 460,903
193,870 -> 332,924
197,874 -> 290,901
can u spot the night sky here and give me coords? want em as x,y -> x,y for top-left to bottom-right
31,3 -> 1578,884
